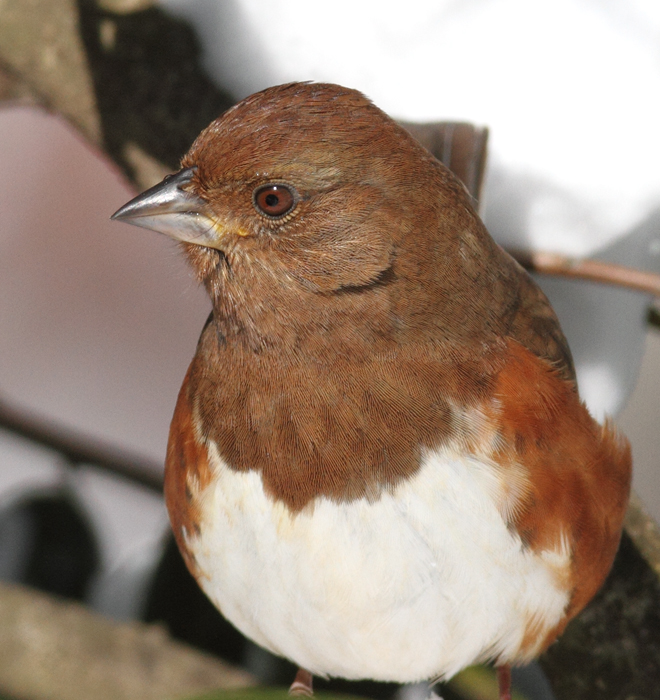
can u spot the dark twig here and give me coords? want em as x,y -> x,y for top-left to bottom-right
0,396 -> 163,492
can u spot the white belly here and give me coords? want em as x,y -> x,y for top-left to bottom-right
187,441 -> 570,682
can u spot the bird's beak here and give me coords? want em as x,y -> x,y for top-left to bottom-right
111,167 -> 220,247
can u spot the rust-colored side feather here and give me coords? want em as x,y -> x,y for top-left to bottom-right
164,365 -> 213,576
487,340 -> 631,651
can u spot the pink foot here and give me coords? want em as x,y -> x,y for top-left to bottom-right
289,668 -> 314,697
497,665 -> 512,700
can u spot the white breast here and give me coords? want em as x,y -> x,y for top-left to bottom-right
186,440 -> 570,682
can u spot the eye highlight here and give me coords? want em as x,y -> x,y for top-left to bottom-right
253,184 -> 296,218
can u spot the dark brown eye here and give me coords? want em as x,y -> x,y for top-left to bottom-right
253,184 -> 296,218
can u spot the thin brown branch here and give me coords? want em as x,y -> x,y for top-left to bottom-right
0,396 -> 163,492
511,249 -> 660,297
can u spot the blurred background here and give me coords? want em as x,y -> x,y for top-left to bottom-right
0,1 -> 659,699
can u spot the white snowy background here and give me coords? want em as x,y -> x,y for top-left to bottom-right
0,0 -> 659,624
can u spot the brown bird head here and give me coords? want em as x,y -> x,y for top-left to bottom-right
112,82 -> 572,375
178,83 -> 410,295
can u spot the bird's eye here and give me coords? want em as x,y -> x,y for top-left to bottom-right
253,184 -> 296,218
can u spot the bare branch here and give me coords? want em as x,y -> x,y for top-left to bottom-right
512,249 -> 660,297
0,0 -> 102,144
0,582 -> 253,700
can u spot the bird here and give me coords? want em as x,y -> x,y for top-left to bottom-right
112,82 -> 632,700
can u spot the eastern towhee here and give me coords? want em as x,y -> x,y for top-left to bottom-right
112,83 -> 631,700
